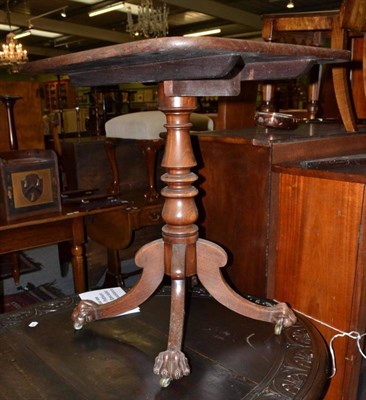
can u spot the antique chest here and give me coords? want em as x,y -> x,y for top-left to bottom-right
0,149 -> 61,223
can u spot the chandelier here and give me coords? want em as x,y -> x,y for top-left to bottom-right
126,0 -> 169,38
0,1 -> 28,73
0,33 -> 28,73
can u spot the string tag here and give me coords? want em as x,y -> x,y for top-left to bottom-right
329,331 -> 366,378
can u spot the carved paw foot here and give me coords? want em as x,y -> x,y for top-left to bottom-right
271,302 -> 297,334
153,350 -> 190,380
71,300 -> 99,330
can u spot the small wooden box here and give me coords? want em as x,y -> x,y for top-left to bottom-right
0,149 -> 61,223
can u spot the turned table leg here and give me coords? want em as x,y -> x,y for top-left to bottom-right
153,86 -> 198,384
71,217 -> 87,293
307,65 -> 323,120
10,252 -> 20,284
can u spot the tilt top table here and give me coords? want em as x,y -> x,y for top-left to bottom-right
21,36 -> 349,387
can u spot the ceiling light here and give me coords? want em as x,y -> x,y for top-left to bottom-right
287,1 -> 294,8
0,2 -> 28,73
119,2 -> 139,15
0,24 -> 18,31
30,29 -> 63,38
88,2 -> 126,17
0,32 -> 28,73
28,6 -> 69,29
13,30 -> 31,40
184,28 -> 221,37
68,0 -> 101,4
61,8 -> 67,18
12,29 -> 63,40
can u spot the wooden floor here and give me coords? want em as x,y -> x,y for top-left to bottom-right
0,288 -> 330,400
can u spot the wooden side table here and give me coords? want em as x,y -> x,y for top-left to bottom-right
21,36 -> 349,387
0,204 -> 133,293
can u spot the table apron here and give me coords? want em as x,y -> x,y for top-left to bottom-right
0,219 -> 83,254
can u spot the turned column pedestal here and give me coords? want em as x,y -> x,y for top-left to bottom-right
71,83 -> 296,386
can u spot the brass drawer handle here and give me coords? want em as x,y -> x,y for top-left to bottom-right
149,212 -> 160,221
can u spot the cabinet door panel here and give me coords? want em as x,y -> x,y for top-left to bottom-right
274,173 -> 365,400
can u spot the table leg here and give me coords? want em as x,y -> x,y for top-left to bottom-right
72,239 -> 165,328
70,244 -> 85,293
153,245 -> 191,384
71,217 -> 87,293
11,252 -> 20,285
196,239 -> 296,330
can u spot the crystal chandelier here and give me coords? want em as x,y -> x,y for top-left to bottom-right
0,1 -> 28,73
0,32 -> 28,73
126,0 -> 169,38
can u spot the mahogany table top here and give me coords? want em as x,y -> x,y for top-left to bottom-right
20,37 -> 350,89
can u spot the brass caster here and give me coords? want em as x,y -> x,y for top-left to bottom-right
73,322 -> 83,331
160,377 -> 171,388
274,321 -> 283,335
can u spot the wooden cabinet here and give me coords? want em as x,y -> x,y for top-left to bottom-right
193,132 -> 270,297
42,79 -> 76,111
270,158 -> 366,400
193,125 -> 366,300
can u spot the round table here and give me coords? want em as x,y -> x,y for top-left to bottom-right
0,289 -> 330,399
